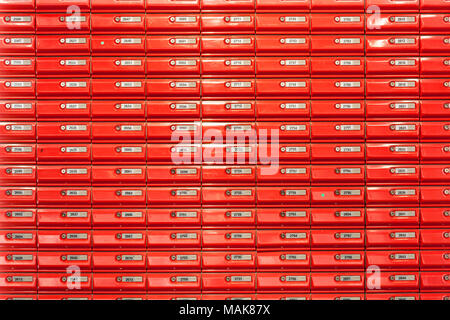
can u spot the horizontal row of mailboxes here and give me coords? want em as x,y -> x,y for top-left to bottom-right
5,186 -> 450,205
3,14 -> 450,34
3,293 -> 450,300
4,57 -> 450,78
2,250 -> 450,270
2,100 -> 449,120
2,293 -> 449,300
1,272 -> 450,292
1,207 -> 450,227
0,227 -> 450,247
6,165 -> 450,185
2,35 -> 450,56
3,121 -> 450,142
3,78 -> 450,98
3,143 -> 450,163
1,229 -> 450,249
1,0 -> 448,12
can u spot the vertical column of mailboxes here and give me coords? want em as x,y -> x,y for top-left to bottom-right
147,0 -> 202,300
90,0 -> 146,300
255,0 -> 310,300
419,1 -> 450,300
310,0 -> 365,300
200,0 -> 256,300
0,0 -> 37,300
34,0 -> 91,300
365,0 -> 421,300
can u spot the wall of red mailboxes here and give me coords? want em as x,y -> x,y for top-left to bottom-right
1,0 -> 450,300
